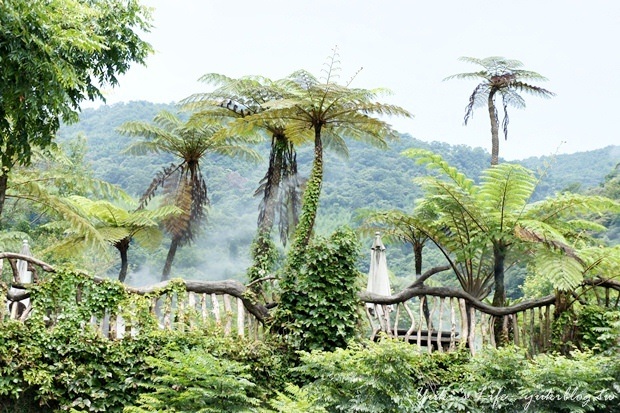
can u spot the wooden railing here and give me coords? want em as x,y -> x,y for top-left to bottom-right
4,252 -> 619,354
362,273 -> 620,355
1,253 -> 268,341
364,292 -> 555,356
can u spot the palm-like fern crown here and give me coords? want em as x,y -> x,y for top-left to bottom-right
118,110 -> 260,242
182,73 -> 291,140
405,148 -> 620,293
445,56 -> 555,138
246,50 -> 412,149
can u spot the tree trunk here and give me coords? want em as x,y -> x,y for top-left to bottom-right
116,237 -> 131,283
487,91 -> 500,166
0,173 -> 8,220
283,126 -> 323,279
294,127 -> 323,250
161,236 -> 181,281
258,135 -> 285,235
492,243 -> 506,307
414,242 -> 432,329
492,242 -> 507,344
413,242 -> 423,276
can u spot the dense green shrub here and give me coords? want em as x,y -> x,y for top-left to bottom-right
277,340 -> 620,413
575,305 -> 620,353
292,339 -> 469,413
0,320 -> 153,412
274,227 -> 364,352
0,268 -> 289,412
123,347 -> 260,413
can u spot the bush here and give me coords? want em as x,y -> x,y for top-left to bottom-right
123,347 -> 260,413
278,341 -> 620,413
274,227 -> 364,352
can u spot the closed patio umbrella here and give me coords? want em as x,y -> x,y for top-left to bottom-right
16,239 -> 32,284
366,232 -> 392,317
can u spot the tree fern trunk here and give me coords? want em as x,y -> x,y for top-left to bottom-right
492,242 -> 507,344
488,91 -> 500,166
161,236 -> 180,281
258,135 -> 284,234
116,238 -> 130,283
0,173 -> 7,219
291,127 -> 323,255
414,242 -> 432,329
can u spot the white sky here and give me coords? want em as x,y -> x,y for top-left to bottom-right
89,0 -> 620,161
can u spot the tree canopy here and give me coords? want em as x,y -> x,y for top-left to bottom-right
0,0 -> 152,216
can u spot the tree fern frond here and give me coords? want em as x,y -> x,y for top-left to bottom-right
526,193 -> 619,223
514,221 -> 575,256
132,226 -> 164,250
531,249 -> 584,291
575,246 -> 620,279
404,148 -> 475,193
479,163 -> 536,228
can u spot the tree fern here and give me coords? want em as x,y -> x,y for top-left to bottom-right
118,110 -> 260,280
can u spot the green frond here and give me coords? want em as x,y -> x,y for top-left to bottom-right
479,163 -> 536,226
577,245 -> 620,279
443,71 -> 488,82
403,148 -> 475,192
531,249 -> 584,291
563,219 -> 608,234
98,226 -> 131,244
9,181 -> 108,251
356,208 -> 428,245
197,72 -> 235,86
211,145 -> 262,163
514,220 -> 573,254
132,226 -> 164,250
525,193 -> 619,222
125,205 -> 181,226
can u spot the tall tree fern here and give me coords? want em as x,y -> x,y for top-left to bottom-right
445,56 -> 554,165
118,110 -> 260,280
245,50 -> 412,269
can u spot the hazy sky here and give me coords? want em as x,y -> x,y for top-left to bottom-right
92,0 -> 620,161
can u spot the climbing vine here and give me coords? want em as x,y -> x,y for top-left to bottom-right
274,227 -> 363,352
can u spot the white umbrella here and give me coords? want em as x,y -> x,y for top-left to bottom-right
366,232 -> 392,317
16,239 -> 32,284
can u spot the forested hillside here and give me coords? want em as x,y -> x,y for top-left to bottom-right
57,101 -> 619,285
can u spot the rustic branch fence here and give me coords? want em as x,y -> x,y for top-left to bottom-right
1,253 -> 268,341
3,252 -> 619,355
361,272 -> 620,356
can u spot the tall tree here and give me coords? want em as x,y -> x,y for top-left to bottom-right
245,51 -> 412,264
404,149 -> 618,309
182,74 -> 302,247
0,0 -> 152,217
118,111 -> 260,281
445,57 -> 554,165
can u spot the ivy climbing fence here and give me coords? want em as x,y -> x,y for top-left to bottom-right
1,253 -> 269,341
